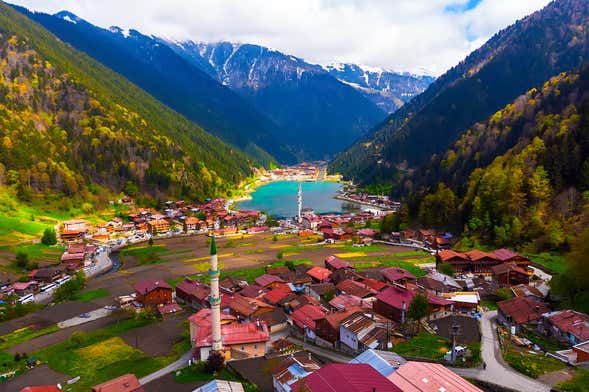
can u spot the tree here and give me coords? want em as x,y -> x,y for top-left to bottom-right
148,237 -> 154,246
276,251 -> 283,260
408,293 -> 429,322
438,263 -> 454,276
41,228 -> 57,245
496,288 -> 513,301
323,289 -> 335,302
15,251 -> 29,269
205,350 -> 225,373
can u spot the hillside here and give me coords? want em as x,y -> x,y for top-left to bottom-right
323,63 -> 434,113
168,41 -> 387,160
411,66 -> 589,251
12,7 -> 289,165
0,3 -> 252,205
331,0 -> 589,185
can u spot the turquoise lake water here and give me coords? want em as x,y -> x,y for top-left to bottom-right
236,181 -> 361,218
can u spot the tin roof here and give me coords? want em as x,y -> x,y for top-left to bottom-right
350,349 -> 407,377
133,279 -> 172,295
388,361 -> 483,391
293,363 -> 401,392
306,266 -> 332,281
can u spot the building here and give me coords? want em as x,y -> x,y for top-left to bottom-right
540,310 -> 589,345
491,263 -> 530,286
254,274 -> 285,289
228,295 -> 275,321
20,387 -> 62,392
497,296 -> 550,332
290,304 -> 327,340
219,276 -> 248,293
306,266 -> 332,283
316,308 -> 359,347
184,217 -> 203,232
573,341 -> 589,363
305,283 -> 335,301
329,294 -> 367,311
336,279 -> 375,299
193,380 -> 244,392
63,219 -> 87,232
257,308 -> 289,334
147,219 -> 170,235
349,349 -> 406,377
387,361 -> 483,392
493,248 -> 531,268
436,249 -> 501,275
32,267 -> 63,284
511,284 -> 544,301
339,312 -> 389,352
175,278 -> 210,309
325,255 -> 352,271
292,363 -> 401,392
272,353 -> 321,392
91,374 -> 143,392
373,286 -> 413,324
380,267 -> 416,286
440,292 -> 480,314
133,279 -> 173,308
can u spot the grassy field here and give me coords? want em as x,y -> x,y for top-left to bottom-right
557,369 -> 589,392
524,252 -> 565,274
74,288 -> 109,302
0,325 -> 60,351
502,338 -> 566,378
349,255 -> 428,277
480,299 -> 498,311
174,362 -> 257,392
393,333 -> 451,360
119,244 -> 194,266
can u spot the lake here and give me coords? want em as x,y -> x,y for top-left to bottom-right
236,181 -> 361,218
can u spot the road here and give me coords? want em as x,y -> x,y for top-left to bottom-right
288,337 -> 353,363
57,307 -> 112,328
139,350 -> 193,385
451,310 -> 550,392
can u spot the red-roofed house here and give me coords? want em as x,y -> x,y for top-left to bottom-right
388,361 -> 483,392
228,295 -> 275,321
497,296 -> 550,332
329,294 -> 367,311
91,374 -> 144,392
175,278 -> 210,309
465,250 -> 500,275
494,249 -> 530,268
263,287 -> 292,305
491,263 -> 530,287
293,363 -> 401,392
255,274 -> 285,289
541,310 -> 589,345
336,279 -> 375,299
373,286 -> 414,324
20,387 -> 63,392
381,267 -> 416,286
134,279 -> 172,308
290,304 -> 327,340
436,250 -> 469,274
306,266 -> 332,283
325,255 -> 353,271
316,308 -> 360,347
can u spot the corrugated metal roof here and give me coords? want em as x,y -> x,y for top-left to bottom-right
388,361 -> 483,392
350,349 -> 406,377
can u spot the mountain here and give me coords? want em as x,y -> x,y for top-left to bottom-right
167,41 -> 387,160
0,2 -> 252,203
13,7 -> 291,165
411,64 -> 589,250
322,63 -> 435,113
331,0 -> 589,185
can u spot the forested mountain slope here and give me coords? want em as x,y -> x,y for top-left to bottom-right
12,6 -> 289,165
331,0 -> 589,185
0,3 -> 252,204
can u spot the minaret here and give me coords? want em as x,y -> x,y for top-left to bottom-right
297,182 -> 303,224
209,235 -> 222,352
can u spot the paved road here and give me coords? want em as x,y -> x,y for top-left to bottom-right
57,307 -> 112,328
451,311 -> 550,392
288,337 -> 353,363
139,350 -> 193,385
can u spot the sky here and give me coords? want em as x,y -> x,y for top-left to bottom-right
10,0 -> 551,76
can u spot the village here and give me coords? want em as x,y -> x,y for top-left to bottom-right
1,193 -> 588,392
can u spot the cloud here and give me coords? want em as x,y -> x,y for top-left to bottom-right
10,0 -> 550,75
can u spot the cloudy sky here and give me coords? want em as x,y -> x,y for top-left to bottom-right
11,0 -> 550,75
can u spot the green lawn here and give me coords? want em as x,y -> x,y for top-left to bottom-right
119,245 -> 194,266
174,362 -> 258,392
74,288 -> 109,302
351,256 -> 427,277
557,369 -> 589,392
525,252 -> 565,274
393,333 -> 451,360
518,329 -> 565,353
503,342 -> 566,378
0,325 -> 60,351
480,299 -> 498,311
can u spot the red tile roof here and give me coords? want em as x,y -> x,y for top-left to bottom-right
437,249 -> 467,262
381,267 -> 416,282
176,279 -> 209,301
362,279 -> 388,292
388,361 -> 483,392
497,297 -> 550,325
158,303 -> 182,315
325,255 -> 352,270
91,373 -> 144,392
133,279 -> 172,295
290,304 -> 327,331
293,363 -> 401,392
228,295 -> 274,318
254,274 -> 285,288
375,286 -> 414,310
493,248 -> 521,261
240,284 -> 263,298
465,249 -> 497,261
189,308 -> 270,347
336,279 -> 374,298
263,287 -> 292,305
306,266 -> 332,281
546,310 -> 589,342
329,294 -> 366,310
20,387 -> 63,392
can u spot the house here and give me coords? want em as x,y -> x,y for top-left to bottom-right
290,304 -> 327,340
184,217 -> 202,232
306,266 -> 332,283
158,303 -> 182,316
541,310 -> 589,345
336,279 -> 375,299
228,295 -> 275,321
440,292 -> 480,314
497,296 -> 550,332
192,380 -> 244,392
254,274 -> 285,289
464,250 -> 500,275
493,248 -> 531,268
433,236 -> 452,250
329,293 -> 367,311
240,284 -> 264,299
305,283 -> 335,301
511,284 -> 544,301
272,353 -> 321,392
324,255 -> 353,271
340,312 -> 391,352
263,287 -> 292,305
436,250 -> 470,275
20,387 -> 62,392
380,267 -> 416,286
134,279 -> 173,308
292,363 -> 400,392
417,276 -> 454,295
491,263 -> 530,286
373,286 -> 414,324
219,276 -> 248,293
316,308 -> 359,347
189,308 -> 269,361
175,278 -> 210,309
63,219 -> 87,232
572,341 -> 589,363
387,361 -> 483,392
91,373 -> 144,392
147,219 -> 170,235
12,281 -> 38,296
257,308 -> 289,334
349,349 -> 406,377
32,267 -> 63,284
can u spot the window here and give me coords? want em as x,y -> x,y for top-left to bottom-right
254,344 -> 258,350
241,345 -> 245,351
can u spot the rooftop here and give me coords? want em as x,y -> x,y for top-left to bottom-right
375,286 -> 414,310
325,255 -> 352,270
381,267 -> 416,282
388,361 -> 483,392
293,363 -> 401,392
133,279 -> 172,295
349,349 -> 407,377
497,296 -> 550,324
306,266 -> 332,281
91,373 -> 144,392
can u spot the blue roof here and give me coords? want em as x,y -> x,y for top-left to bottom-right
349,349 -> 406,377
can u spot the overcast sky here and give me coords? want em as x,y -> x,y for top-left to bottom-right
11,0 -> 551,75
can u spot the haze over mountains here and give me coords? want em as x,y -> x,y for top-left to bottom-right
14,5 -> 435,163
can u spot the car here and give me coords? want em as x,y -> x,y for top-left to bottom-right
79,312 -> 91,318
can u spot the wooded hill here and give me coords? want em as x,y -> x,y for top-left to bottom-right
0,3 -> 253,205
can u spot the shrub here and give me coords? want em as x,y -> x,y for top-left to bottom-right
205,351 -> 225,373
437,263 -> 454,276
15,251 -> 29,268
41,228 -> 57,245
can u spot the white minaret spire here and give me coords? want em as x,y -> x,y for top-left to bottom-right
209,235 -> 222,352
297,182 -> 302,224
